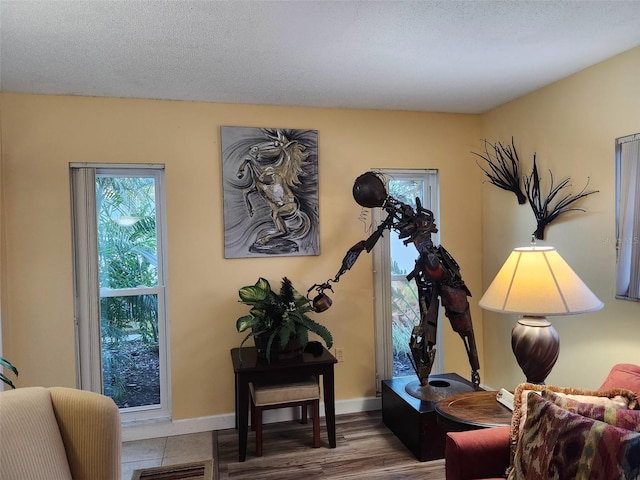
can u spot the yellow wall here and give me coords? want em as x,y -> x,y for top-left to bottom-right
4,45 -> 639,419
0,94 -> 482,419
480,46 -> 640,390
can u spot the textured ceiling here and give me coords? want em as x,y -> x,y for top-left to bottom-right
2,0 -> 640,113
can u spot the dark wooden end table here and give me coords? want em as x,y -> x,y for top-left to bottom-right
230,346 -> 337,462
381,373 -> 480,461
435,390 -> 513,430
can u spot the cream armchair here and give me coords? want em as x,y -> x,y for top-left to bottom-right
0,386 -> 121,480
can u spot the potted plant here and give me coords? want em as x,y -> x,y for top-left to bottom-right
236,277 -> 333,362
0,356 -> 18,389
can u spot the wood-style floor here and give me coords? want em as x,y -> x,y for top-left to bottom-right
214,410 -> 446,479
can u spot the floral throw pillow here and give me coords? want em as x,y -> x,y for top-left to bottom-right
506,383 -> 638,475
508,393 -> 640,480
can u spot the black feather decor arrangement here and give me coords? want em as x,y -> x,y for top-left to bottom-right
474,138 -> 599,240
524,155 -> 598,240
473,138 -> 527,205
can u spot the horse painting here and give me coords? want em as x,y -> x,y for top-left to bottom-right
221,127 -> 319,258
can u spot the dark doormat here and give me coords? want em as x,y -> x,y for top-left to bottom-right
131,460 -> 214,480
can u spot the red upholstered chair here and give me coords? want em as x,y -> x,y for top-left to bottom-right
444,364 -> 640,480
598,363 -> 640,394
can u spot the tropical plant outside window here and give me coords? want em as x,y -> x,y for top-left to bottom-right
96,175 -> 162,407
391,259 -> 420,376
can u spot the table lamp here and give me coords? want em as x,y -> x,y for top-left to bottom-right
479,245 -> 603,384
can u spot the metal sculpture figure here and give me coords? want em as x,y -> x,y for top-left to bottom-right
236,129 -> 312,249
309,172 -> 480,387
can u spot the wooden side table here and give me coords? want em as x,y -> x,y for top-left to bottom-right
230,346 -> 337,462
435,390 -> 513,430
381,374 -> 479,461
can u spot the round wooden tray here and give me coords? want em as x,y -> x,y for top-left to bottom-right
435,390 -> 513,428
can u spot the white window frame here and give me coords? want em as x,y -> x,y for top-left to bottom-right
616,133 -> 640,300
70,163 -> 171,423
372,169 -> 441,393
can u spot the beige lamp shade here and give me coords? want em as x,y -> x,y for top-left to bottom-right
479,245 -> 603,384
479,246 -> 603,316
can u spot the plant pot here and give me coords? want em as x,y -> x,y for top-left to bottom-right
277,335 -> 304,361
253,333 -> 273,362
253,334 -> 303,363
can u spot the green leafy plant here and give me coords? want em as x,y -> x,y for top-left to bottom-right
0,356 -> 18,389
236,277 -> 333,361
96,176 -> 161,407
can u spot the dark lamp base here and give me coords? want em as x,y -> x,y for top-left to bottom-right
511,316 -> 560,384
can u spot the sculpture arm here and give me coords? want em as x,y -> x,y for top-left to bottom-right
308,212 -> 395,304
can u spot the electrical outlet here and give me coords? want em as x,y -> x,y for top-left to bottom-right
335,347 -> 345,362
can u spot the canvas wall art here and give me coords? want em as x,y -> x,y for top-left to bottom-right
221,126 -> 320,258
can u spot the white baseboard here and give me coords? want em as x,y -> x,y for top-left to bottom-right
122,396 -> 382,442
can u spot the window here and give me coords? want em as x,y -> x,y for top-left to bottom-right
616,133 -> 640,301
71,165 -> 170,422
372,169 -> 440,392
